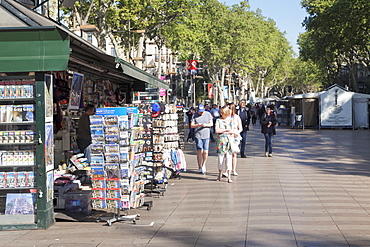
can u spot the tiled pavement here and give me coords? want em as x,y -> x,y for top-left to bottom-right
2,125 -> 370,246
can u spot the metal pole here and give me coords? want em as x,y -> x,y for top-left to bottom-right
193,75 -> 196,107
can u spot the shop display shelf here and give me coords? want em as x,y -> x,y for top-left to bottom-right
0,187 -> 36,190
0,98 -> 35,102
0,165 -> 34,167
0,122 -> 35,126
0,142 -> 35,146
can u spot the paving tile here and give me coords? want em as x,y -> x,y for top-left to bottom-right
3,127 -> 370,246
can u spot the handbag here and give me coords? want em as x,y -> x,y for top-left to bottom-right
228,136 -> 240,153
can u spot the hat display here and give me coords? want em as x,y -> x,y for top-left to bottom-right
198,104 -> 205,112
152,103 -> 160,118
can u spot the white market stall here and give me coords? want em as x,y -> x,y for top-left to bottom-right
285,84 -> 370,129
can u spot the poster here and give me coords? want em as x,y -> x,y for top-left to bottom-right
45,123 -> 54,171
5,193 -> 36,215
68,72 -> 84,109
320,86 -> 352,127
44,74 -> 53,122
207,83 -> 214,98
46,171 -> 54,202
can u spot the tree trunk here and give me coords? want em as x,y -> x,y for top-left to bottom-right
135,34 -> 145,70
220,67 -> 226,106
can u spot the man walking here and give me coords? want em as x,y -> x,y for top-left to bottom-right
191,104 -> 213,174
237,100 -> 251,158
209,104 -> 220,133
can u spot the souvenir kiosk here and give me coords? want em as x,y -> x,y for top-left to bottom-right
0,0 -> 170,230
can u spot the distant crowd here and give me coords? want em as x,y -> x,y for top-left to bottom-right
186,101 -> 278,183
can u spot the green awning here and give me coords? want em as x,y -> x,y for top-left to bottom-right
0,0 -> 169,90
0,27 -> 70,72
115,57 -> 170,90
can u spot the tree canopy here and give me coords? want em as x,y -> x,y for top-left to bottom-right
60,0 -> 326,101
299,0 -> 370,92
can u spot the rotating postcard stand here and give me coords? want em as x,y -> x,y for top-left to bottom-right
96,209 -> 140,226
90,107 -> 148,226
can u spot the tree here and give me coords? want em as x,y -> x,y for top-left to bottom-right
300,0 -> 370,92
61,0 -> 200,63
273,58 -> 324,97
163,0 -> 293,102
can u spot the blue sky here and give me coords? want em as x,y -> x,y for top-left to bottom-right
222,0 -> 307,55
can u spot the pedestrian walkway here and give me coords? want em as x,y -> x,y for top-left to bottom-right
2,125 -> 370,246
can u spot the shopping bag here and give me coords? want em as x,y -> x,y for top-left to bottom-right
228,136 -> 240,154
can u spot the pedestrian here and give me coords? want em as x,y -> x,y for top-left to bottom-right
237,99 -> 251,158
191,104 -> 214,174
186,107 -> 196,143
77,104 -> 95,163
215,106 -> 234,183
209,104 -> 220,133
260,105 -> 278,157
77,104 -> 95,153
206,104 -> 216,142
251,103 -> 258,125
257,104 -> 265,123
229,103 -> 243,175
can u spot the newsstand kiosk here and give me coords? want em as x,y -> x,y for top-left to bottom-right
0,27 -> 70,230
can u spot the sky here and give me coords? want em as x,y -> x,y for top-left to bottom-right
222,0 -> 307,55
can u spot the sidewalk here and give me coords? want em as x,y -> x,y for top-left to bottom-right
2,125 -> 370,246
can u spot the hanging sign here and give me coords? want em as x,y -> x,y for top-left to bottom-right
68,72 -> 84,110
223,86 -> 229,99
207,83 -> 214,98
159,88 -> 167,96
186,60 -> 198,75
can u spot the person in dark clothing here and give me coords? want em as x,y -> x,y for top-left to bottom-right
186,107 -> 196,143
251,103 -> 258,125
77,104 -> 95,153
260,106 -> 278,157
237,99 -> 251,158
257,104 -> 265,123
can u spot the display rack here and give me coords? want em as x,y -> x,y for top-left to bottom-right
151,104 -> 184,182
177,105 -> 185,150
0,74 -> 55,230
89,107 -> 151,226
